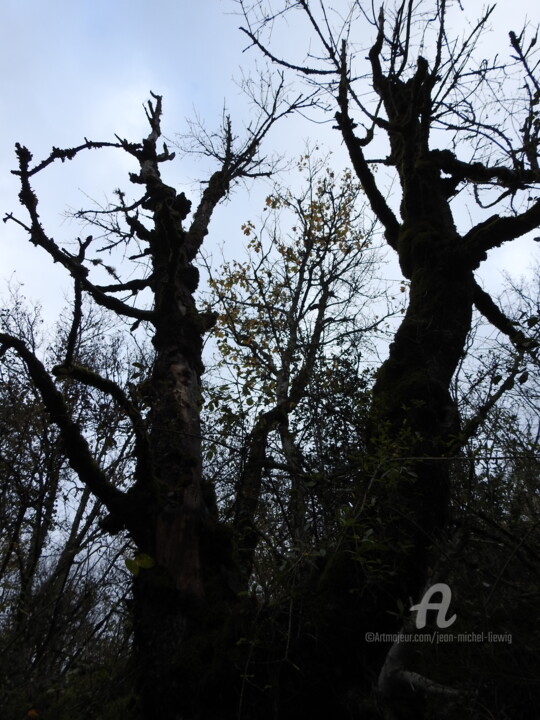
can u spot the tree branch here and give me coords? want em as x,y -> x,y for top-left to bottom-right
186,86 -> 309,260
430,148 -> 539,190
473,281 -> 529,349
239,27 -> 334,76
458,355 -> 522,449
94,276 -> 153,294
0,334 -> 127,517
15,140 -> 123,178
3,191 -> 154,323
51,362 -> 153,484
463,198 -> 540,258
335,42 -> 400,250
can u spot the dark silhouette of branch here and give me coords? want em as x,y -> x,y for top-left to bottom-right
464,200 -> 540,258
335,43 -> 400,249
473,281 -> 533,350
51,362 -> 153,485
239,26 -> 335,76
0,333 -> 127,517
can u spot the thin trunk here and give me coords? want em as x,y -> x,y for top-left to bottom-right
234,406 -> 285,585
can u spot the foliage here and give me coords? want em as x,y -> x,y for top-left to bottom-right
201,160 -> 391,596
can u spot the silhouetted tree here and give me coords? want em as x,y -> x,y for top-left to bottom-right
239,0 -> 540,713
1,91 -> 305,719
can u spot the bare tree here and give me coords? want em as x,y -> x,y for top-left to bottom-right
1,90 -> 304,719
238,0 -> 540,711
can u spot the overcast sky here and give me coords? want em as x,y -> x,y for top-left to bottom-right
1,0 -> 538,323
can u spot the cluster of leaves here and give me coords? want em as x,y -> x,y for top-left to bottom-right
207,162 -> 384,400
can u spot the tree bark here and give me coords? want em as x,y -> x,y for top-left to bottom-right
336,50 -> 478,603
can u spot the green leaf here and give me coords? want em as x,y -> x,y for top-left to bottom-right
135,552 -> 155,569
125,557 -> 140,576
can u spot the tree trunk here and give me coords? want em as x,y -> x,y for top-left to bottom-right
368,254 -> 473,598
358,56 -> 476,602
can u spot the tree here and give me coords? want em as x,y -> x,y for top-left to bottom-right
238,0 -> 540,711
1,91 -> 305,719
203,158 -> 392,587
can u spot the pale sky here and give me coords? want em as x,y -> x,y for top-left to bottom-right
1,0 -> 538,323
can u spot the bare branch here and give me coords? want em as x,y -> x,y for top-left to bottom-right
51,362 -> 153,485
4,148 -> 155,323
185,82 -> 310,258
335,42 -> 400,249
473,281 -> 536,352
12,140 -> 123,178
463,199 -> 540,258
239,26 -> 335,76
0,333 -> 127,517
